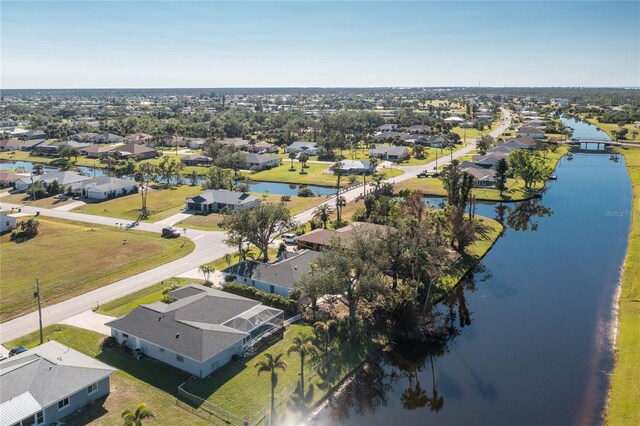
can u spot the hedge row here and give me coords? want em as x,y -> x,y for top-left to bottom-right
222,282 -> 298,315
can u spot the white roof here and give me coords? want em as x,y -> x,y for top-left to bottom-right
0,392 -> 42,426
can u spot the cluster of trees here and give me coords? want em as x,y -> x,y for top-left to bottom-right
509,150 -> 551,190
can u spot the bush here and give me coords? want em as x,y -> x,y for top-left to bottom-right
222,282 -> 299,315
100,336 -> 117,349
281,195 -> 292,202
297,185 -> 314,197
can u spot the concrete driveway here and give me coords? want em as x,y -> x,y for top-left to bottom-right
60,310 -> 116,335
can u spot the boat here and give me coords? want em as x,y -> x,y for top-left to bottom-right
549,175 -> 557,180
567,153 -> 574,160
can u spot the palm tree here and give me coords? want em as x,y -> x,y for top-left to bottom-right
198,264 -> 214,285
287,333 -> 319,398
121,403 -> 155,426
313,204 -> 333,229
298,152 -> 309,169
255,352 -> 287,421
313,319 -> 337,355
288,152 -> 297,170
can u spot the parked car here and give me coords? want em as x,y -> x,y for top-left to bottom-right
281,233 -> 298,244
161,227 -> 181,238
9,346 -> 27,357
417,170 -> 429,178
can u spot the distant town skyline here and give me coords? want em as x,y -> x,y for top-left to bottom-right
1,1 -> 639,89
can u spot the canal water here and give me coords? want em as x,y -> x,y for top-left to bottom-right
0,160 -> 335,196
561,115 -> 611,140
310,153 -> 631,425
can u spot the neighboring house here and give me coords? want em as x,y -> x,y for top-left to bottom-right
223,250 -> 321,296
32,142 -> 60,156
106,284 -> 284,378
369,145 -> 410,162
115,143 -> 159,161
187,138 -> 208,150
421,135 -> 447,148
185,189 -> 261,213
460,165 -> 497,187
91,132 -> 124,144
125,132 -> 154,144
244,153 -> 280,171
296,222 -> 390,251
20,130 -> 46,140
472,152 -> 510,169
476,114 -> 494,123
69,132 -> 98,142
331,160 -> 374,175
80,144 -> 116,159
0,210 -> 18,233
408,125 -> 432,134
444,116 -> 465,124
0,139 -> 24,151
220,138 -> 250,150
0,341 -> 115,426
516,126 -> 545,139
0,120 -> 18,127
0,171 -> 20,188
15,171 -> 93,192
376,124 -> 399,133
286,141 -> 319,156
372,131 -> 407,143
248,141 -> 278,154
79,176 -> 138,200
18,140 -> 46,151
181,154 -> 214,167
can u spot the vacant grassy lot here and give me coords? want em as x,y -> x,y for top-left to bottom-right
96,277 -> 201,318
0,192 -> 77,208
7,325 -> 209,426
188,324 -> 372,424
0,218 -> 194,321
74,185 -> 202,222
245,163 -> 402,187
607,146 -> 640,425
0,150 -> 107,168
585,118 -> 640,142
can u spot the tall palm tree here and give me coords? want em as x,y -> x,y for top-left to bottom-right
255,352 -> 287,421
313,319 -> 337,355
287,333 -> 319,398
198,264 -> 214,285
288,152 -> 297,170
121,403 -> 155,426
313,204 -> 334,229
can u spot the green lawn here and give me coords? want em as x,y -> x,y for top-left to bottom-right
0,192 -> 77,208
0,217 -> 194,322
584,118 -> 640,142
6,325 -> 210,426
187,324 -> 372,425
74,185 -> 202,222
607,145 -> 640,425
96,277 -> 201,318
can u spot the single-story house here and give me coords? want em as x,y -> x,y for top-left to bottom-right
125,132 -> 154,144
220,138 -> 250,150
19,140 -> 46,151
187,138 -> 208,150
91,132 -> 124,144
472,152 -> 510,169
0,139 -> 25,151
408,125 -> 432,134
181,154 -> 214,167
248,141 -> 278,154
369,145 -> 410,162
244,153 -> 280,171
78,176 -> 138,200
476,114 -> 494,123
106,285 -> 284,378
0,171 -> 20,188
115,143 -> 159,161
504,137 -> 538,150
444,116 -> 465,124
286,141 -> 319,156
0,210 -> 18,233
296,222 -> 390,251
160,136 -> 187,147
80,144 -> 116,159
20,130 -> 46,140
32,142 -> 60,156
0,341 -> 115,426
516,126 -> 545,139
223,250 -> 321,296
421,135 -> 447,148
185,189 -> 261,213
70,132 -> 98,142
377,124 -> 399,133
372,131 -> 408,143
15,171 -> 93,192
461,166 -> 497,187
0,120 -> 18,128
331,160 -> 375,175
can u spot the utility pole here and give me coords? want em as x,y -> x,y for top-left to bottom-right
34,279 -> 43,345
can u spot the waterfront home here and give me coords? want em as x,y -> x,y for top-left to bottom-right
460,165 -> 497,187
0,210 -> 18,233
330,160 -> 375,175
0,341 -> 115,426
80,144 -> 116,159
181,154 -> 214,167
517,126 -> 545,139
376,124 -> 399,133
91,132 -> 124,144
78,176 -> 138,200
369,145 -> 410,162
185,189 -> 261,213
245,153 -> 280,171
106,284 -> 284,378
0,171 -> 20,188
222,250 -> 321,296
472,152 -> 510,168
18,140 -> 46,151
14,171 -> 93,192
0,139 -> 24,151
32,142 -> 61,156
296,222 -> 390,251
115,143 -> 159,161
286,141 -> 319,156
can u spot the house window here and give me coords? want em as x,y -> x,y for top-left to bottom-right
58,397 -> 70,410
36,411 -> 44,425
270,285 -> 275,294
177,355 -> 184,363
87,382 -> 98,395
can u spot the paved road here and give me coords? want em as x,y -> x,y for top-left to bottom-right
0,202 -> 235,344
0,109 -> 512,343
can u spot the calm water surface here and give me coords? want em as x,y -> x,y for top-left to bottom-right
311,153 -> 631,426
561,116 -> 611,140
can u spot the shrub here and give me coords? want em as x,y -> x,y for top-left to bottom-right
222,282 -> 298,315
297,185 -> 314,197
281,195 -> 292,202
100,336 -> 118,349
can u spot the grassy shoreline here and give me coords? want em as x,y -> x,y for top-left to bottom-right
606,146 -> 640,424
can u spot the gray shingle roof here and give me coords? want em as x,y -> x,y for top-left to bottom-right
186,189 -> 260,206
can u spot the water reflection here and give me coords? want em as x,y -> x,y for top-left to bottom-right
494,198 -> 553,232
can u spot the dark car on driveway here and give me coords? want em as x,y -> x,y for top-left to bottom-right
161,227 -> 181,238
9,346 -> 27,357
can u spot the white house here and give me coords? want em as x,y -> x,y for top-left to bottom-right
185,189 -> 261,213
517,126 -> 545,139
0,210 -> 18,233
369,145 -> 410,162
330,160 -> 375,175
244,153 -> 280,171
79,176 -> 138,200
14,171 -> 93,192
106,285 -> 284,378
285,141 -> 319,156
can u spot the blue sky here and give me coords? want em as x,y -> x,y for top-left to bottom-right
1,1 -> 639,88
